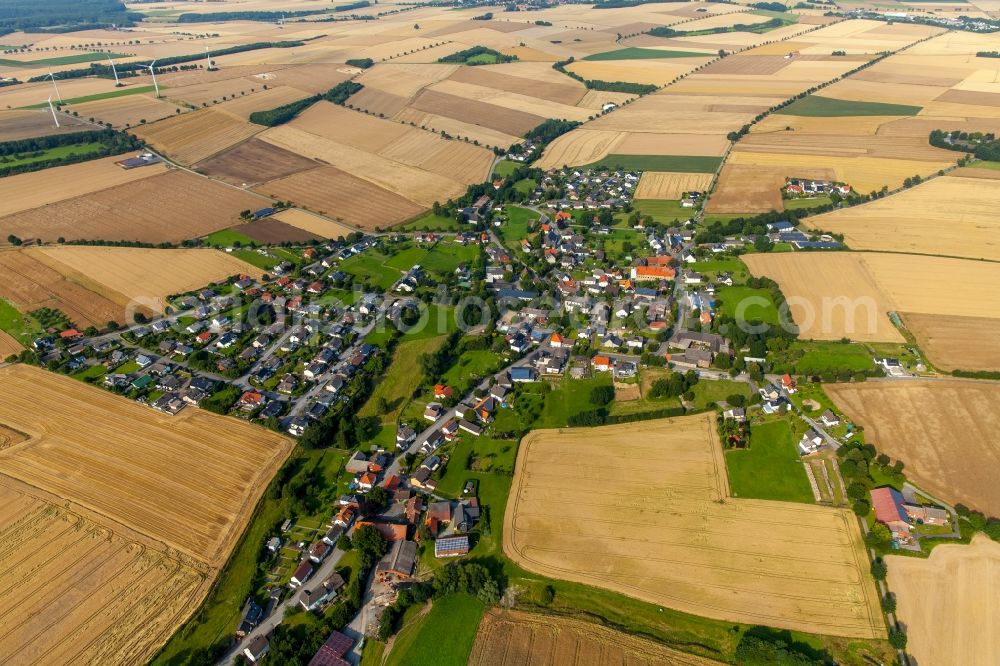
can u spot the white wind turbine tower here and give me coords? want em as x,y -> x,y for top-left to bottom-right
205,45 -> 213,70
47,96 -> 60,127
107,54 -> 121,86
147,59 -> 161,98
46,70 -> 62,102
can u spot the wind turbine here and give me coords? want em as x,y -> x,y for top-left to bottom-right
46,70 -> 62,102
107,54 -> 121,86
205,45 -> 213,70
47,96 -> 60,127
147,59 -> 160,98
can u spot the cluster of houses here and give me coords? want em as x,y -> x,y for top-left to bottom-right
533,167 -> 639,209
784,178 -> 852,198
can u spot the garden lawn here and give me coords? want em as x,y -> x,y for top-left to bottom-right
586,154 -> 722,173
536,376 -> 613,428
715,285 -> 781,324
398,212 -> 463,232
493,160 -> 518,177
203,227 -> 256,247
725,418 -> 815,503
442,349 -> 502,393
0,298 -> 42,348
633,198 -> 691,223
687,378 -> 750,411
339,251 -> 402,289
420,242 -> 480,274
360,335 -> 446,421
784,195 -> 832,210
771,341 -> 874,374
776,96 -> 922,117
384,594 -> 485,666
401,303 -> 456,340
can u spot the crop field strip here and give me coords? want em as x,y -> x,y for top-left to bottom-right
504,415 -> 884,639
469,609 -> 724,666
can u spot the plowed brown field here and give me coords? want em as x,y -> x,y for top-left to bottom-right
504,415 -> 884,639
196,138 -> 318,187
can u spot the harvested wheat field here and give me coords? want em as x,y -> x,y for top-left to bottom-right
0,365 -> 293,562
70,94 -> 178,128
741,253 -> 902,342
724,150 -> 954,195
0,331 -> 23,357
808,176 -> 1000,261
0,364 -> 293,663
0,481 -> 205,666
0,170 -> 264,244
634,172 -> 714,199
505,415 -> 884,639
0,250 -> 124,329
29,246 -> 263,314
536,130 -> 625,169
0,154 -> 168,218
469,609 -> 723,666
133,107 -> 262,165
195,138 -> 318,187
886,534 -> 1000,666
259,125 -> 471,207
0,109 -> 90,142
273,208 -> 360,238
257,165 -> 424,229
707,164 -> 829,214
826,381 -> 1000,517
903,313 -> 1000,372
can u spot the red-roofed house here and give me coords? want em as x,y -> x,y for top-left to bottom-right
384,474 -> 400,491
550,333 -> 565,348
592,355 -> 612,372
356,521 -> 407,542
307,630 -> 352,666
781,373 -> 797,393
871,487 -> 910,537
433,384 -> 454,399
631,266 -> 676,281
60,329 -> 82,340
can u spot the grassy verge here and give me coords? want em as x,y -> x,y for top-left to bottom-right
583,47 -> 707,61
384,595 -> 486,666
0,52 -> 125,67
22,85 -> 158,109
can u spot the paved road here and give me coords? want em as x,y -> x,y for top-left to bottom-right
220,540 -> 350,665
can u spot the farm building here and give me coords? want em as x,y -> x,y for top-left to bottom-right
307,629 -> 353,666
376,540 -> 418,580
871,487 -> 910,537
435,535 -> 470,558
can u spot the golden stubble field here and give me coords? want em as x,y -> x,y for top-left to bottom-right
469,609 -> 724,666
504,415 -> 885,639
807,175 -> 1000,261
886,534 -> 1000,666
742,252 -> 1000,351
29,246 -> 264,314
827,380 -> 1000,518
0,364 -> 294,663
